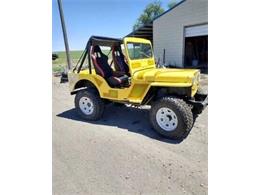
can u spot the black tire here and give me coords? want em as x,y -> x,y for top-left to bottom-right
74,89 -> 104,121
150,97 -> 193,140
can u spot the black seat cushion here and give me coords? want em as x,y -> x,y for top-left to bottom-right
107,75 -> 129,87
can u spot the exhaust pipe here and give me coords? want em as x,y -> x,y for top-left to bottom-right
57,0 -> 72,82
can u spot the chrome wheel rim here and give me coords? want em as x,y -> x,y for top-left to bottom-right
79,97 -> 94,115
156,107 -> 178,131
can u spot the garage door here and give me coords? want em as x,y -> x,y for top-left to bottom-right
185,24 -> 208,37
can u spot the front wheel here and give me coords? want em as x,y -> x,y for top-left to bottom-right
150,97 -> 193,139
75,90 -> 104,121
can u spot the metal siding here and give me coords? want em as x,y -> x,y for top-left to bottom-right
153,0 -> 208,67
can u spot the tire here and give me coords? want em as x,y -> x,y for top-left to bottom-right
74,89 -> 104,120
150,97 -> 193,139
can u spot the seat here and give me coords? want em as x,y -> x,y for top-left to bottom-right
91,45 -> 129,88
112,45 -> 130,76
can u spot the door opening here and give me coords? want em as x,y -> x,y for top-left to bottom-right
184,35 -> 208,73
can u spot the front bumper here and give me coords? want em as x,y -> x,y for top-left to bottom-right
187,93 -> 208,114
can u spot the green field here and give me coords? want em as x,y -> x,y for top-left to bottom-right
52,50 -> 83,72
52,49 -> 112,73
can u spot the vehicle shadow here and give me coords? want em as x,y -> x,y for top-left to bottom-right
56,104 -> 186,144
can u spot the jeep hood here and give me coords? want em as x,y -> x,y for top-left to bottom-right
133,68 -> 200,84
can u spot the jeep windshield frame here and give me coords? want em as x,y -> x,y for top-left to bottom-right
126,42 -> 153,60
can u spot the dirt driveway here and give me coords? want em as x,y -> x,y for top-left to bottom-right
52,76 -> 208,195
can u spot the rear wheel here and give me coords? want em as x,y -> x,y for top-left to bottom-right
150,97 -> 193,139
75,89 -> 104,120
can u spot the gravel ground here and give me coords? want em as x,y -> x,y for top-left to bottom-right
52,75 -> 208,195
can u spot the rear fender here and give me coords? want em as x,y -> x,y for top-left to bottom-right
71,79 -> 99,95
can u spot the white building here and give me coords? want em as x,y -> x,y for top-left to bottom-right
128,0 -> 208,70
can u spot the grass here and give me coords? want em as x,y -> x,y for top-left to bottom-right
52,51 -> 83,72
52,49 -> 111,73
52,65 -> 64,73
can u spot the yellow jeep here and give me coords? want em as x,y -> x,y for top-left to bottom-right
68,36 -> 207,139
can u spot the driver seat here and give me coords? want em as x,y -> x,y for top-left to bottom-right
112,45 -> 130,76
91,45 -> 129,88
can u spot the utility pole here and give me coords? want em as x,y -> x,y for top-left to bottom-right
57,0 -> 72,70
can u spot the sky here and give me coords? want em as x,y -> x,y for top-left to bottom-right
52,0 -> 179,51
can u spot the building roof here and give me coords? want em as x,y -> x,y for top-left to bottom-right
126,0 -> 187,40
126,23 -> 153,41
153,0 -> 186,21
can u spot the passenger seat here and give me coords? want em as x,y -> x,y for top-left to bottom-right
112,45 -> 130,76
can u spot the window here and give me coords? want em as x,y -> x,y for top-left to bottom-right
127,42 -> 152,60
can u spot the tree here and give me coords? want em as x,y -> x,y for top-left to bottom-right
133,1 -> 164,30
168,0 -> 178,9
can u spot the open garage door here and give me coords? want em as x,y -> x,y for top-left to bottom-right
185,24 -> 208,37
184,24 -> 208,72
